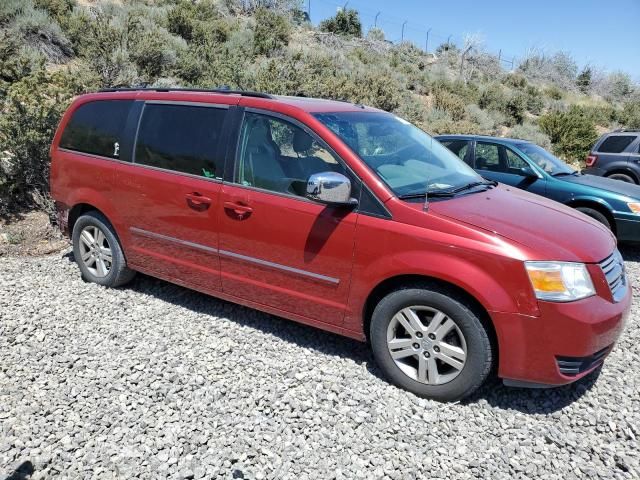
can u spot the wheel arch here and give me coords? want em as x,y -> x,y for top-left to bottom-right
362,274 -> 498,360
605,167 -> 639,184
565,198 -> 617,235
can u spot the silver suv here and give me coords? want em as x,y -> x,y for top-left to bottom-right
584,130 -> 640,183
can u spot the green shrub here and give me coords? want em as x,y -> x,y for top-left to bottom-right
576,67 -> 591,93
525,85 -> 544,115
544,85 -> 563,100
620,101 -> 640,129
0,29 -> 42,97
504,92 -> 527,125
432,88 -> 466,121
253,7 -> 290,56
539,106 -> 598,162
319,8 -> 361,37
0,0 -> 26,24
478,83 -> 507,112
509,122 -> 552,149
12,5 -> 73,62
0,67 -> 98,214
366,27 -> 384,41
502,73 -> 527,89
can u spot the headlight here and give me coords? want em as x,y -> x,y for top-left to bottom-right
525,261 -> 595,302
627,202 -> 640,214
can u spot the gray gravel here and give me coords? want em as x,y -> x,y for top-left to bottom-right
1,248 -> 639,479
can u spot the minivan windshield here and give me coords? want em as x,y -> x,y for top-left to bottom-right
314,111 -> 485,197
516,143 -> 576,176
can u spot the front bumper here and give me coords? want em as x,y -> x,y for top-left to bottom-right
491,283 -> 631,386
614,212 -> 640,243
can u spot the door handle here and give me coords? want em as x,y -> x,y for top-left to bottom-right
185,192 -> 212,211
223,201 -> 253,219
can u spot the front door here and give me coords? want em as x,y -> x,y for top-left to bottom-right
474,141 -> 546,196
114,102 -> 229,291
218,110 -> 358,326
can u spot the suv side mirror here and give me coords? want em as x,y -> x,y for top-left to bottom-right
306,172 -> 358,206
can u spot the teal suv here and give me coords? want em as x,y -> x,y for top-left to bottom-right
436,135 -> 640,242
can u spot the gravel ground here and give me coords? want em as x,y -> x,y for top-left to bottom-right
1,248 -> 639,479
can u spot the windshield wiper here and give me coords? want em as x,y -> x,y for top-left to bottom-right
447,180 -> 497,193
398,180 -> 496,201
398,191 -> 454,200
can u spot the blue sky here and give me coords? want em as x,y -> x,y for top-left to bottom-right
308,0 -> 640,80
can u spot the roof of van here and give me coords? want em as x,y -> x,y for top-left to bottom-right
87,88 -> 383,114
434,134 -> 532,145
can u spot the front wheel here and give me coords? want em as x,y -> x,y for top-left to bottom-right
575,207 -> 611,231
370,284 -> 493,402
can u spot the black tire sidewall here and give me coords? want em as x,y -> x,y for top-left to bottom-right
608,173 -> 635,184
72,212 -> 127,287
575,207 -> 611,230
370,287 -> 492,402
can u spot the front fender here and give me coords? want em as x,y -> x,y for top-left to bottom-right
344,248 -> 539,334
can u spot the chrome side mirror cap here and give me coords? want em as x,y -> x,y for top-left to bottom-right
306,172 -> 358,206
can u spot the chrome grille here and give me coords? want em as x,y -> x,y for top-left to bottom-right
599,250 -> 626,302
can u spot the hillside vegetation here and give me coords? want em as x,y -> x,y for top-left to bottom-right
1,0 -> 639,215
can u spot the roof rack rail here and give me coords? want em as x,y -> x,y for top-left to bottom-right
98,86 -> 273,99
613,128 -> 640,133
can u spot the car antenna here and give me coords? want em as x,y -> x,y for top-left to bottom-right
423,190 -> 429,212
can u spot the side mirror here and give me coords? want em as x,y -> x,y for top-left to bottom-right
306,172 -> 358,206
520,165 -> 539,178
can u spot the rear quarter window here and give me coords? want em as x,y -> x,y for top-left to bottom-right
59,100 -> 133,158
597,135 -> 637,153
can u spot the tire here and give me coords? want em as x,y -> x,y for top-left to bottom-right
72,211 -> 135,287
575,207 -> 611,231
370,284 -> 493,402
607,172 -> 636,184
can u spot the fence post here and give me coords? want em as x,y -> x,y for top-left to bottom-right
401,20 -> 407,43
425,28 -> 431,53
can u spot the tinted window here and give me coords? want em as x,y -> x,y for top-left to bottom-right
135,104 -> 226,178
475,143 -> 500,170
236,112 -> 346,197
60,100 -> 133,158
598,136 -> 636,153
441,140 -> 471,166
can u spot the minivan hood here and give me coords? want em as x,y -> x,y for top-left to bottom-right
562,173 -> 640,199
427,185 -> 615,263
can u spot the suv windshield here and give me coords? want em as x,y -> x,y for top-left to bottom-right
314,111 -> 484,197
516,143 -> 575,176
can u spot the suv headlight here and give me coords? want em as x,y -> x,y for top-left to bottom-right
525,261 -> 595,302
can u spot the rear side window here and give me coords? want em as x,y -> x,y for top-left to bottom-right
134,104 -> 227,179
440,140 -> 471,166
59,100 -> 133,158
597,135 -> 636,153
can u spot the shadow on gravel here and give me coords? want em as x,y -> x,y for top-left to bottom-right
63,251 -> 606,413
3,461 -> 34,480
463,367 -> 602,414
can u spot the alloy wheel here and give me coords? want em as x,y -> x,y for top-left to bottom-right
386,306 -> 467,385
78,225 -> 113,278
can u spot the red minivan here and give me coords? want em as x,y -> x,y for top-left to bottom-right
50,88 -> 630,401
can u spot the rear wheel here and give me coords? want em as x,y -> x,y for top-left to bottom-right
72,211 -> 135,287
607,172 -> 636,184
370,284 -> 493,402
575,207 -> 611,231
